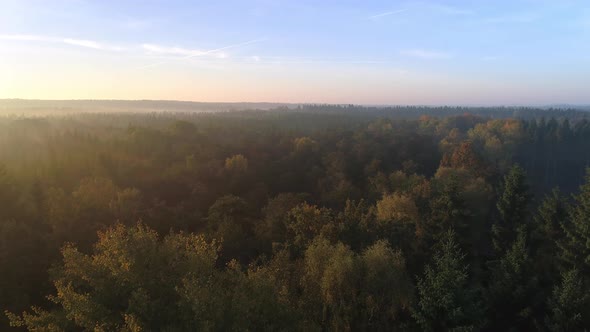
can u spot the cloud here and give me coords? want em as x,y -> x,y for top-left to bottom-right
368,9 -> 409,20
138,38 -> 266,69
142,44 -> 211,57
368,4 -> 473,20
0,34 -> 123,51
400,49 -> 452,59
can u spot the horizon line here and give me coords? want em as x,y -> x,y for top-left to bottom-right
0,98 -> 589,109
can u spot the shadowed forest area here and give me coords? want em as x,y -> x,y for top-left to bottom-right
2,105 -> 590,330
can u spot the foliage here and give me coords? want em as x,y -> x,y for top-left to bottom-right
412,230 -> 481,331
2,109 -> 590,330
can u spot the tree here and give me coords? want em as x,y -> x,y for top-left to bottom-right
485,232 -> 541,331
440,141 -> 487,176
286,203 -> 337,251
255,193 -> 307,250
0,164 -> 20,220
206,195 -> 256,262
531,189 -> 568,284
301,237 -> 360,331
412,230 -> 481,331
360,240 -> 413,330
224,154 -> 248,173
559,168 -> 590,273
493,164 -> 531,254
422,176 -> 472,252
337,199 -> 374,251
0,219 -> 51,328
374,193 -> 418,257
545,269 -> 589,331
180,260 -> 300,331
8,223 -> 220,331
376,193 -> 419,224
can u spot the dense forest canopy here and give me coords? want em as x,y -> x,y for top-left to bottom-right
2,104 -> 590,330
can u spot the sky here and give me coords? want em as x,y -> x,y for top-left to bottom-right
1,0 -> 589,105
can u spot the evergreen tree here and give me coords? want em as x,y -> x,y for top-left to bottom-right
545,268 -> 589,331
531,189 -> 568,285
493,164 -> 532,254
485,232 -> 540,331
426,177 -> 472,251
559,168 -> 590,273
412,230 -> 481,331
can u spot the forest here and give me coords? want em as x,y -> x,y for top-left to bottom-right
1,104 -> 590,331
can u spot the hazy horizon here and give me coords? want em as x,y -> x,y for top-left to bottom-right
2,0 -> 590,105
2,98 -> 590,109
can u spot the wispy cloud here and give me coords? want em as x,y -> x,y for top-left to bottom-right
142,44 -> 226,58
368,9 -> 409,20
138,38 -> 266,69
0,34 -> 124,51
367,4 -> 473,20
400,49 -> 452,59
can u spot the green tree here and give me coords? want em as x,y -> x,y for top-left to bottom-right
423,176 -> 472,254
531,189 -> 568,285
301,237 -> 360,331
206,195 -> 256,262
286,203 -> 337,251
360,240 -> 413,330
485,232 -> 540,331
224,154 -> 248,173
412,230 -> 481,331
545,269 -> 589,331
8,223 -> 220,331
255,193 -> 307,251
0,164 -> 20,220
493,164 -> 532,254
559,168 -> 590,273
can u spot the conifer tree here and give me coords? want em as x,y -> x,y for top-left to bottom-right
545,268 -> 589,331
493,164 -> 532,254
486,232 -> 540,331
412,230 -> 481,331
531,189 -> 567,284
559,168 -> 590,273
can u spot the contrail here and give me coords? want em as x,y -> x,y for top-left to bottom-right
368,8 -> 409,20
138,38 -> 266,69
182,38 -> 266,59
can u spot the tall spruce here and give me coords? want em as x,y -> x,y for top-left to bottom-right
412,229 -> 481,331
531,189 -> 568,287
559,168 -> 590,273
485,232 -> 541,331
493,164 -> 532,255
545,268 -> 589,331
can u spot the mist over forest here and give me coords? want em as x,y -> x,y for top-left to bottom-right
1,102 -> 590,330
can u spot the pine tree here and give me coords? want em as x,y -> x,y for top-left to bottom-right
424,177 -> 472,254
486,232 -> 540,331
412,230 -> 481,331
531,189 -> 567,286
545,268 -> 589,331
493,164 -> 532,255
559,168 -> 590,273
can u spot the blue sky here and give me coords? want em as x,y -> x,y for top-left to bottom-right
1,0 -> 589,105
